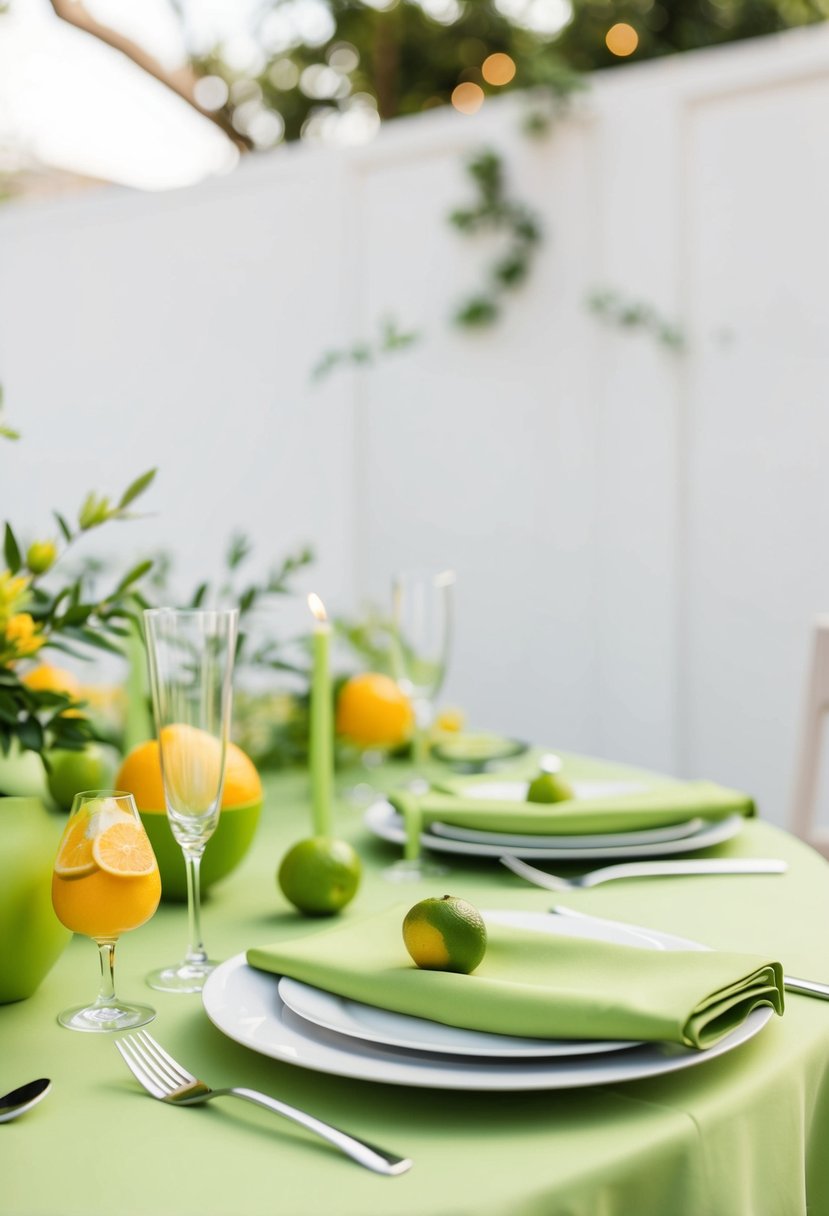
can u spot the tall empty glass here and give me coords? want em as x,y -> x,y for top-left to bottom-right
385,568 -> 454,881
144,608 -> 238,993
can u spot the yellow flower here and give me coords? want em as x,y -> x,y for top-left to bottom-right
434,706 -> 466,734
0,569 -> 30,622
4,612 -> 44,657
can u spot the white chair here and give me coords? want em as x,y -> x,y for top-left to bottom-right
791,615 -> 829,861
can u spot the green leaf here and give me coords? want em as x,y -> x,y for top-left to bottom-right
3,523 -> 21,573
112,559 -> 154,597
16,716 -> 44,753
54,512 -> 73,543
191,582 -> 208,609
118,468 -> 157,510
226,533 -> 251,571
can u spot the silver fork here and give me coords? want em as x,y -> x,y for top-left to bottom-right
115,1031 -> 412,1177
499,854 -> 788,891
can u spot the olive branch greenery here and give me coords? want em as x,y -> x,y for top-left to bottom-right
0,468 -> 158,759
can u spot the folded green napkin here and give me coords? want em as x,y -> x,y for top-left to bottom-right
389,780 -> 754,839
248,906 -> 783,1050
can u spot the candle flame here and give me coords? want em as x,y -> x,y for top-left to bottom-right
308,592 -> 327,622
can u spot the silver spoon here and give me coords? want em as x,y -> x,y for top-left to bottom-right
0,1078 -> 51,1123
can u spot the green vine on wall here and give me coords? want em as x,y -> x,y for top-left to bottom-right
587,288 -> 686,351
312,316 -> 420,382
450,149 -> 542,328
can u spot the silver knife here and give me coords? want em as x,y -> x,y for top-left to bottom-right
549,904 -> 829,1001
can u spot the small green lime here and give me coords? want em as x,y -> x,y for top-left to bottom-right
403,894 -> 487,974
278,837 -> 361,917
47,744 -> 117,812
526,771 -> 573,804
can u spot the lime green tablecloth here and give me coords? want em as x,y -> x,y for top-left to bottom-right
3,759 -> 829,1216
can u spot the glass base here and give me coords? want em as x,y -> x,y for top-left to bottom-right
58,1000 -> 155,1033
146,959 -> 218,994
382,857 -> 449,882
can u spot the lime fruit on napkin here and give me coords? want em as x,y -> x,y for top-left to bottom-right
278,837 -> 361,916
527,770 -> 573,803
403,895 -> 487,974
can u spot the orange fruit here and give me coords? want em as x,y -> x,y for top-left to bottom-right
335,673 -> 414,750
115,730 -> 263,902
115,730 -> 262,812
402,895 -> 487,974
92,821 -> 157,877
23,664 -> 82,699
54,810 -> 95,879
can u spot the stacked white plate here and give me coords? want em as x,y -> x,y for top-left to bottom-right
364,778 -> 745,862
201,912 -> 772,1091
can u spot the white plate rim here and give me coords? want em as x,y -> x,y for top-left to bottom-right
429,816 -> 706,849
364,802 -> 745,861
201,913 -> 774,1091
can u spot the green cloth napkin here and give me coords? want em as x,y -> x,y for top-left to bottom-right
248,905 -> 783,1050
389,780 -> 755,838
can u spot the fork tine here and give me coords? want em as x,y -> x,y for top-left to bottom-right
137,1030 -> 197,1087
116,1037 -> 168,1100
125,1034 -> 179,1092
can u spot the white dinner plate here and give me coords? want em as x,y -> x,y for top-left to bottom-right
364,802 -> 745,861
201,912 -> 774,1091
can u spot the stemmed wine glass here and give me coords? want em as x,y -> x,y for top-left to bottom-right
143,607 -> 238,993
384,568 -> 455,882
52,790 -> 160,1031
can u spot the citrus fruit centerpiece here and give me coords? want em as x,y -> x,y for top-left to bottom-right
278,836 -> 361,916
403,895 -> 487,974
115,729 -> 263,902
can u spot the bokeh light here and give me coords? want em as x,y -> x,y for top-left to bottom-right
605,22 -> 639,55
451,82 -> 485,114
482,53 -> 517,86
193,75 -> 229,112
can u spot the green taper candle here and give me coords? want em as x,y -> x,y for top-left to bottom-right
308,593 -> 333,835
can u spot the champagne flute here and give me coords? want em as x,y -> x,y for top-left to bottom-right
52,790 -> 160,1032
384,568 -> 455,881
144,607 -> 238,994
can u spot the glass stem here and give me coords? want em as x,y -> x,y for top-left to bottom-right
93,939 -> 118,1008
184,849 -> 208,966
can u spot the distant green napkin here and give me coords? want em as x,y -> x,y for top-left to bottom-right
248,906 -> 783,1050
389,780 -> 754,838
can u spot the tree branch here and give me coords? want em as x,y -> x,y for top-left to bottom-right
48,0 -> 252,153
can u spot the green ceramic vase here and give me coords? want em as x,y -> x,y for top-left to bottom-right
0,797 -> 71,1003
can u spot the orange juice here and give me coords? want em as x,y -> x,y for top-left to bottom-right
52,799 -> 161,940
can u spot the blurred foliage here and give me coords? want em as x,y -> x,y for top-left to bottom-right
0,385 -> 19,441
188,0 -> 829,150
450,148 -> 543,328
312,316 -> 420,381
587,287 -> 686,350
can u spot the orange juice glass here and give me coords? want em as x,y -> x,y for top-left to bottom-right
52,790 -> 160,1032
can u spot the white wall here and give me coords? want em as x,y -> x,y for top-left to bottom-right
3,27 -> 829,824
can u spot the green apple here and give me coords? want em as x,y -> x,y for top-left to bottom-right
46,744 -> 118,812
0,742 -> 50,801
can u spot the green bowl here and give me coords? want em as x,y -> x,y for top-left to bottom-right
139,798 -> 263,902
